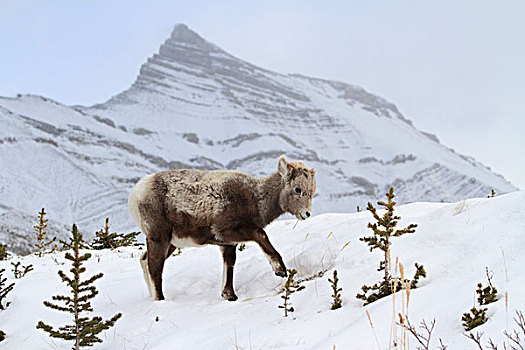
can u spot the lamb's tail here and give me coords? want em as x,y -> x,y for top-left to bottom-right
128,174 -> 155,235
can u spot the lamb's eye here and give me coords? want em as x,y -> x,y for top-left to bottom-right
295,187 -> 302,194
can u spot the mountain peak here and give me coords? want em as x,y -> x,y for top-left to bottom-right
168,24 -> 216,50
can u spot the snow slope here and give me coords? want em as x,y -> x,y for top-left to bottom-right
1,191 -> 524,349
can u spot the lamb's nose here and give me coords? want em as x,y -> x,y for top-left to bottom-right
305,211 -> 310,217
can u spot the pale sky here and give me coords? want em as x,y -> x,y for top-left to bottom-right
1,0 -> 523,189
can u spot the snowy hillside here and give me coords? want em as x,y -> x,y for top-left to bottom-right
1,192 -> 524,349
0,24 -> 517,253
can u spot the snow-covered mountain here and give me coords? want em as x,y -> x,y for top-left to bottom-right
1,192 -> 524,349
0,24 -> 516,254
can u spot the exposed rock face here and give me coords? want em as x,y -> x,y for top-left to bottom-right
0,24 -> 516,253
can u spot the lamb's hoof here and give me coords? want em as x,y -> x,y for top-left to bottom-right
275,270 -> 288,278
222,290 -> 238,302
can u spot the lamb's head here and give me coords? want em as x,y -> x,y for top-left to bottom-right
277,155 -> 316,220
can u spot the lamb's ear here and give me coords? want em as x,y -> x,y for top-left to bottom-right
278,155 -> 288,178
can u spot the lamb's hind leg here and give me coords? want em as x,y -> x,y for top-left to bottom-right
220,245 -> 238,301
145,237 -> 171,301
140,251 -> 155,298
141,244 -> 177,300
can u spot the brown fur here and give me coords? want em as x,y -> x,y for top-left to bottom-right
129,155 -> 316,301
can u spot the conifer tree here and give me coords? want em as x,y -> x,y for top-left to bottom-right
279,268 -> 305,317
462,307 -> 488,331
37,224 -> 121,349
328,270 -> 342,310
90,218 -> 141,250
0,268 -> 13,343
34,208 -> 57,256
356,187 -> 426,305
59,227 -> 90,251
0,243 -> 8,260
0,268 -> 14,310
462,268 -> 499,331
11,261 -> 34,279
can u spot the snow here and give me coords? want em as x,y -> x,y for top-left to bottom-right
1,191 -> 524,349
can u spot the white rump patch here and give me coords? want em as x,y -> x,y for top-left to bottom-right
128,174 -> 155,235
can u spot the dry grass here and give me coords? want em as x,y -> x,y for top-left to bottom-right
453,199 -> 468,216
366,309 -> 382,350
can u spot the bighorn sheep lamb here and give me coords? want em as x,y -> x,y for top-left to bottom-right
128,155 -> 316,301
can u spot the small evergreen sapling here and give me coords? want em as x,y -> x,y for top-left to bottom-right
462,268 -> 499,331
90,218 -> 141,250
279,268 -> 305,317
0,268 -> 13,342
477,268 -> 498,305
60,228 -> 90,251
356,187 -> 426,305
34,208 -> 57,256
0,242 -> 8,260
465,310 -> 525,349
328,270 -> 342,310
11,261 -> 34,279
36,224 -> 122,349
0,268 -> 14,310
462,307 -> 488,331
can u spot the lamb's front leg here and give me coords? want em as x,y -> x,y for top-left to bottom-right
253,228 -> 287,277
220,245 -> 238,301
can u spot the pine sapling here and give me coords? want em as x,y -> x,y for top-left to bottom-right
0,268 -> 14,310
279,268 -> 305,317
11,261 -> 34,279
465,310 -> 525,349
0,268 -> 11,342
60,228 -> 90,251
328,270 -> 342,310
410,263 -> 427,289
356,187 -> 426,305
477,268 -> 498,305
34,208 -> 57,256
0,243 -> 8,260
90,218 -> 141,250
238,243 -> 246,251
461,268 -> 499,331
36,224 -> 122,349
462,307 -> 488,331
488,189 -> 496,198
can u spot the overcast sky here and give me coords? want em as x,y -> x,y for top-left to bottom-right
1,0 -> 523,189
